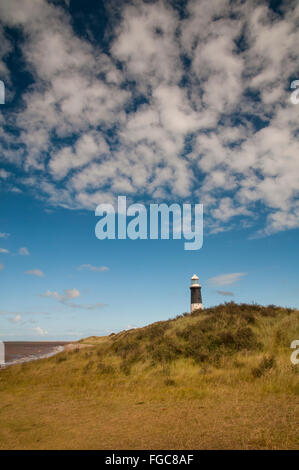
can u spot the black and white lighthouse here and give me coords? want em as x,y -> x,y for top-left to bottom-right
190,274 -> 203,313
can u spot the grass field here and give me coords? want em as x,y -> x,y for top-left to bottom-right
0,302 -> 298,449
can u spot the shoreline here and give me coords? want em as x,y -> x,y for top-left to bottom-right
0,341 -> 73,368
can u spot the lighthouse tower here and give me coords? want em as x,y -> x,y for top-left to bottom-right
190,274 -> 203,313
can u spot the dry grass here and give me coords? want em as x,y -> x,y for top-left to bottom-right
0,302 -> 298,449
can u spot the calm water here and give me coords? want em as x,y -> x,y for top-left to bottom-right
1,341 -> 71,367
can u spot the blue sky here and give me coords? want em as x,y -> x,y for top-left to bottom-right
0,0 -> 298,340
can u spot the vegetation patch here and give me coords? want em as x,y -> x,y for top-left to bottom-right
0,302 -> 298,450
251,355 -> 277,378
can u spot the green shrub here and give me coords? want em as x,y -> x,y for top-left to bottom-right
176,311 -> 261,364
83,360 -> 94,374
233,360 -> 246,368
56,354 -> 67,363
164,378 -> 175,386
97,362 -> 115,375
252,355 -> 276,378
102,302 -> 294,370
119,361 -> 131,376
147,336 -> 183,363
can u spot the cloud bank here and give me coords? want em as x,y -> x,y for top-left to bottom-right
0,0 -> 299,236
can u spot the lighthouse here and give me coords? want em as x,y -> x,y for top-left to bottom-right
190,274 -> 203,313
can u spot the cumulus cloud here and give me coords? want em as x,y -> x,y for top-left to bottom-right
19,247 -> 30,255
0,169 -> 11,179
8,314 -> 22,323
0,233 -> 10,238
25,269 -> 44,277
34,326 -> 48,336
0,0 -> 298,235
41,288 -> 80,302
208,272 -> 247,287
0,248 -> 9,253
39,287 -> 106,310
77,264 -> 109,272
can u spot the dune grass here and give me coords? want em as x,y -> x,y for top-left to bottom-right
0,302 -> 298,449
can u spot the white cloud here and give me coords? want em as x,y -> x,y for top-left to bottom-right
19,247 -> 30,255
39,287 -> 105,310
77,264 -> 109,272
9,314 -> 22,323
0,23 -> 12,84
0,233 -> 10,238
208,272 -> 247,287
0,0 -> 298,236
41,288 -> 80,302
0,264 -> 4,270
63,288 -> 80,299
25,269 -> 44,277
34,326 -> 48,336
210,198 -> 253,223
0,248 -> 9,253
111,1 -> 180,88
0,169 -> 11,179
125,325 -> 138,330
49,132 -> 109,180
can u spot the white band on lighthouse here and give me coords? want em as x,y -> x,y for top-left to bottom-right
191,303 -> 203,312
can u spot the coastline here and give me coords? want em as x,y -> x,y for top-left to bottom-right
0,341 -> 73,368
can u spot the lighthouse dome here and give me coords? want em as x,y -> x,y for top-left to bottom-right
190,274 -> 200,288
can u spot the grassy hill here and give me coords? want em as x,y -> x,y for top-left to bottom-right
0,303 -> 298,449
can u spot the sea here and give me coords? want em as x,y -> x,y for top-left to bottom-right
0,341 -> 71,367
